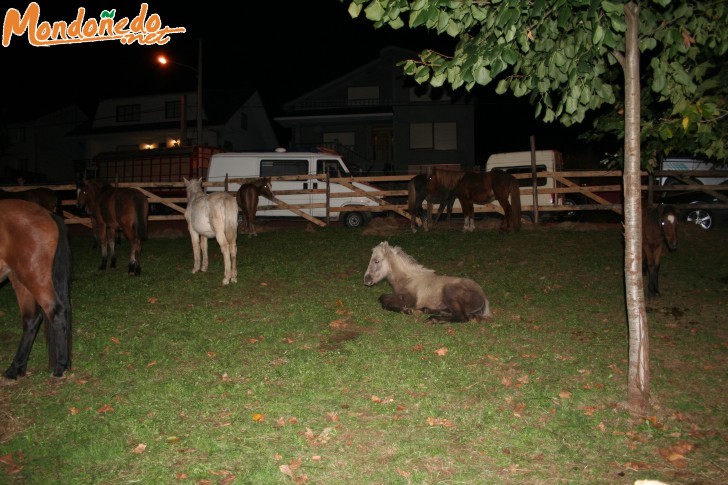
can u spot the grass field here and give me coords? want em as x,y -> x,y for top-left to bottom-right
1,218 -> 726,484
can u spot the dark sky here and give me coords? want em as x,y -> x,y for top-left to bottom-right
2,1 -> 454,118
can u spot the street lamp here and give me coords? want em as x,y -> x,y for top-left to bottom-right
157,38 -> 203,146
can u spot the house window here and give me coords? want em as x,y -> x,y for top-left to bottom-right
347,86 -> 379,106
7,126 -> 26,144
116,104 -> 141,122
323,132 -> 355,149
240,112 -> 248,130
165,100 -> 181,119
410,122 -> 457,150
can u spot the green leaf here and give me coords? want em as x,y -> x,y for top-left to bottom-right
431,71 -> 446,87
592,24 -> 605,45
475,66 -> 492,85
347,2 -> 362,18
495,79 -> 508,95
601,1 -> 623,14
651,72 -> 666,93
364,1 -> 385,22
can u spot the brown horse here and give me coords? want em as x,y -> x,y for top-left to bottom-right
426,168 -> 522,233
0,199 -> 72,379
363,241 -> 491,323
643,204 -> 678,298
76,179 -> 149,276
407,173 -> 456,233
236,177 -> 274,237
0,186 -> 61,214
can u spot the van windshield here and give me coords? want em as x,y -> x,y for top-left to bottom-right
317,159 -> 348,178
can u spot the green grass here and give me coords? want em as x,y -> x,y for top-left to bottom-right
0,221 -> 726,484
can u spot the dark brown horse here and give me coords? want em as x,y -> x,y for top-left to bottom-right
76,179 -> 149,276
407,173 -> 456,233
0,199 -> 72,379
0,186 -> 61,214
643,204 -> 678,298
426,168 -> 522,233
236,177 -> 274,237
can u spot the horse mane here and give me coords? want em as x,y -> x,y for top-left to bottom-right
432,168 -> 465,190
381,242 -> 435,275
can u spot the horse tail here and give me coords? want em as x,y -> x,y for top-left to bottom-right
134,193 -> 149,241
49,212 -> 73,371
407,177 -> 417,214
510,177 -> 522,231
224,196 -> 239,242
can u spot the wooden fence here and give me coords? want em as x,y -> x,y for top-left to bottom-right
3,169 -> 727,228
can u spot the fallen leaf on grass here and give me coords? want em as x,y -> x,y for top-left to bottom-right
147,297 -> 158,304
426,417 -> 455,427
131,443 -> 146,454
658,441 -> 694,468
110,337 -> 120,345
97,403 -> 113,413
69,406 -> 80,415
434,347 -> 448,356
252,413 -> 265,422
559,390 -> 572,399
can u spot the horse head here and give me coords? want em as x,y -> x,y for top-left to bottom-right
363,241 -> 392,286
259,177 -> 274,200
660,205 -> 679,251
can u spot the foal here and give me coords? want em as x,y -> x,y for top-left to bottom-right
363,241 -> 491,323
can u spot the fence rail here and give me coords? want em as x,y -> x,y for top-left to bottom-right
3,169 -> 727,227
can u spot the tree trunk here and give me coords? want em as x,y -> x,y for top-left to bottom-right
623,2 -> 650,417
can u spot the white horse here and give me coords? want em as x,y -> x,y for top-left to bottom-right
363,241 -> 492,323
184,178 -> 239,285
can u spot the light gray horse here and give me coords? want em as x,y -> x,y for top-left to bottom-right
363,241 -> 492,323
184,178 -> 239,285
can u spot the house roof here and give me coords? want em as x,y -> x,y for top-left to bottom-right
67,88 -> 259,137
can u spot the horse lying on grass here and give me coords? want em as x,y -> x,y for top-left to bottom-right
363,241 -> 492,323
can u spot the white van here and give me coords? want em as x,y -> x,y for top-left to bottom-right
486,150 -> 571,220
660,157 -> 727,186
206,148 -> 380,227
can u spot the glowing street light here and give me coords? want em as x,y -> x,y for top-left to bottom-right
157,38 -> 203,146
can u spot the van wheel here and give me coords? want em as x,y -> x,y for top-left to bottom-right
344,211 -> 368,228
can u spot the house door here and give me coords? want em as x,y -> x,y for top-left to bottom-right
372,128 -> 394,165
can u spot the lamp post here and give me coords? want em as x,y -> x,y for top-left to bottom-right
157,38 -> 203,146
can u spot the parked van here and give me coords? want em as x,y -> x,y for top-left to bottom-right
206,148 -> 380,227
659,157 -> 727,186
485,150 -> 572,220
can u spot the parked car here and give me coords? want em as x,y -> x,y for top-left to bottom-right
658,181 -> 728,230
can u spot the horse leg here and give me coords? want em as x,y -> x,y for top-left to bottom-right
127,237 -> 142,276
500,198 -> 512,233
4,284 -> 44,379
107,228 -> 117,269
36,290 -> 71,378
229,235 -> 238,283
378,293 -> 416,314
200,236 -> 209,273
98,224 -> 109,270
188,226 -> 203,273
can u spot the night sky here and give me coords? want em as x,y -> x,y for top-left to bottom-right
2,1 -> 609,162
2,1 -> 452,118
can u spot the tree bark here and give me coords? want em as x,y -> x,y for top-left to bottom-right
623,1 -> 650,417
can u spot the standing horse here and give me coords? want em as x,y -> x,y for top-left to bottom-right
643,204 -> 678,298
0,187 -> 61,214
426,168 -> 522,233
363,241 -> 492,323
407,173 -> 456,233
76,179 -> 149,276
0,199 -> 72,379
184,178 -> 239,285
236,177 -> 274,237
